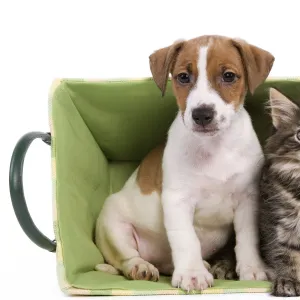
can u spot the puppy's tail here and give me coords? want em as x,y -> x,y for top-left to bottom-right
95,263 -> 121,275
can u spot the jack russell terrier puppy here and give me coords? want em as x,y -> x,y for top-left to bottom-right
95,35 -> 275,292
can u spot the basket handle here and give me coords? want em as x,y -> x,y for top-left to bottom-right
9,131 -> 56,252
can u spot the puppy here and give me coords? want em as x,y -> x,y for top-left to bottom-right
95,35 -> 274,292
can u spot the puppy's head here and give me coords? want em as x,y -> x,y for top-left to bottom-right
149,35 -> 274,136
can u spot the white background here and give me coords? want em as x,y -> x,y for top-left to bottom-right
1,0 -> 299,299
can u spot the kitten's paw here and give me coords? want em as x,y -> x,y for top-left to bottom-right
172,267 -> 214,292
273,277 -> 300,297
238,264 -> 268,281
210,259 -> 238,280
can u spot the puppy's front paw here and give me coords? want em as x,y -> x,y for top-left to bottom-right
238,264 -> 268,281
172,267 -> 214,292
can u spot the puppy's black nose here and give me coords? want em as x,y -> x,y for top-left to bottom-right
192,106 -> 215,126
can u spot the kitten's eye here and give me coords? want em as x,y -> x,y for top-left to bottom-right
296,130 -> 300,142
222,71 -> 236,83
177,73 -> 190,84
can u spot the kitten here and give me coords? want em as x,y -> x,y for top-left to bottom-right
259,88 -> 300,297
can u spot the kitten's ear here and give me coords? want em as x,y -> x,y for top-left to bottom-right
269,88 -> 299,129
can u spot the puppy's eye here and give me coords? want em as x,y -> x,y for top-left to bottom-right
222,71 -> 236,83
177,73 -> 190,84
295,130 -> 300,142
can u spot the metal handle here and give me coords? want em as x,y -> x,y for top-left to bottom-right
9,131 -> 56,252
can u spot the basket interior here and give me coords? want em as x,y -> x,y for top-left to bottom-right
51,78 -> 300,295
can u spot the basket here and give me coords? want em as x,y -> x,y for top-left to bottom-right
9,77 -> 300,296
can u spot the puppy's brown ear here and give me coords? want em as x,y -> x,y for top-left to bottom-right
232,39 -> 275,94
149,40 -> 184,96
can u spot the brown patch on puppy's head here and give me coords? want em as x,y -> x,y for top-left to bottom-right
205,37 -> 274,110
205,37 -> 248,110
149,36 -> 210,111
170,36 -> 210,112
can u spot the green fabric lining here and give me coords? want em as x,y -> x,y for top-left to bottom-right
50,77 -> 300,295
72,271 -> 271,291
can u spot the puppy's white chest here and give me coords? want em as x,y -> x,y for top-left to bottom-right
190,145 -> 247,182
194,189 -> 235,227
191,188 -> 235,258
189,156 -> 243,227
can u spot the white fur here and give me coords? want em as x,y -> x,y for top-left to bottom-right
95,43 -> 267,291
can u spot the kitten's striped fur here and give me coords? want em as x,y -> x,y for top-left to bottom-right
259,88 -> 300,297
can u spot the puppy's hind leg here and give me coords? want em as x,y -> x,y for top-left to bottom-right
95,194 -> 159,282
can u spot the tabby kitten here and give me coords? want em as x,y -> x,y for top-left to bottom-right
259,88 -> 300,297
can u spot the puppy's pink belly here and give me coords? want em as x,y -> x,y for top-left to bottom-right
133,226 -> 173,275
